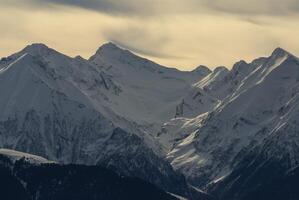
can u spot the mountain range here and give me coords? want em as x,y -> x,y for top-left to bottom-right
0,42 -> 299,199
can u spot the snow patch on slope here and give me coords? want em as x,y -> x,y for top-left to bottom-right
0,148 -> 53,164
167,48 -> 299,187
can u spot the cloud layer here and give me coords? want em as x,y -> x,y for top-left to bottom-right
1,0 -> 299,70
4,0 -> 299,16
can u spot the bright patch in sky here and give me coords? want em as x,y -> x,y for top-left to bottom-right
0,0 -> 299,70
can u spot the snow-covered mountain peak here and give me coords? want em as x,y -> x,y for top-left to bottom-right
271,47 -> 290,58
266,47 -> 297,65
25,43 -> 49,50
100,42 -> 122,51
230,60 -> 258,78
213,66 -> 229,74
90,41 -> 163,73
232,60 -> 248,70
91,42 -> 132,59
191,65 -> 212,76
22,43 -> 55,56
74,55 -> 86,61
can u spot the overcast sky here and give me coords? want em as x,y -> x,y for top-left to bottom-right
1,0 -> 299,70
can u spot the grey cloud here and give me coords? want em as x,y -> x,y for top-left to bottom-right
33,0 -> 299,16
2,0 -> 299,17
111,39 -> 186,59
0,0 -> 139,15
39,0 -> 146,15
26,0 -> 155,16
199,0 -> 299,15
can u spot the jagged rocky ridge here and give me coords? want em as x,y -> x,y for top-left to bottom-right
166,47 -> 299,195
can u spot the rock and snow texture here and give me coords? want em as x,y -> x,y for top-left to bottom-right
0,50 -> 117,163
174,87 -> 220,118
157,113 -> 209,152
0,42 -> 206,198
167,47 -> 299,188
89,42 -> 210,129
1,41 -> 299,199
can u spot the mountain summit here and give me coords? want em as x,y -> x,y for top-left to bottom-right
271,47 -> 291,57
